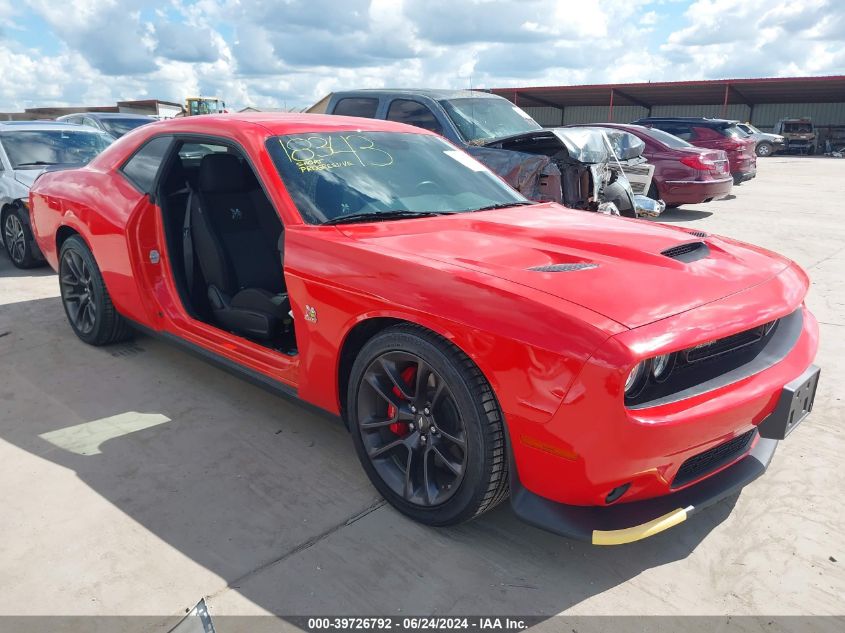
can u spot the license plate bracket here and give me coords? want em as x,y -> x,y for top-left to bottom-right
758,365 -> 820,440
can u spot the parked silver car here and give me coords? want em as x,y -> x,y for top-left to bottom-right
0,122 -> 112,268
56,112 -> 155,138
737,122 -> 785,157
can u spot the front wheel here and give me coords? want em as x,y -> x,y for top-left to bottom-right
347,325 -> 509,526
3,206 -> 40,269
756,142 -> 773,157
59,235 -> 132,346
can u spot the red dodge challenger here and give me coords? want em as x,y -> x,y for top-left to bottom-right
29,114 -> 820,545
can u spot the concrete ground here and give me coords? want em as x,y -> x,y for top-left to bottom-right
0,156 -> 843,626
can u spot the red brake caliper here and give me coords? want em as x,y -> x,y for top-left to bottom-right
387,366 -> 417,436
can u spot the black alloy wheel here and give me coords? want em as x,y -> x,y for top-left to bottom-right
61,247 -> 98,336
358,350 -> 468,507
348,325 -> 509,526
3,207 -> 39,268
58,235 -> 132,346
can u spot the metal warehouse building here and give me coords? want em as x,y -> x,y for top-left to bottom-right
490,75 -> 845,146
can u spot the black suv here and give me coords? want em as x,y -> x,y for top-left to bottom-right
633,117 -> 757,184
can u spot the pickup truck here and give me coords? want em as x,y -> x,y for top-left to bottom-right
309,89 -> 660,218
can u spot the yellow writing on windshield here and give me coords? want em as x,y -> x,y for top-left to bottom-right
279,135 -> 394,168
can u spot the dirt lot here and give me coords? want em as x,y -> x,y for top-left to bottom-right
0,156 -> 843,626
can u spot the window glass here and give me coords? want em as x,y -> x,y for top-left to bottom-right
177,142 -> 229,168
100,118 -> 153,138
121,136 -> 172,191
0,129 -> 113,169
386,100 -> 443,134
266,131 -> 527,225
657,123 -> 693,140
642,126 -> 693,148
440,98 -> 541,143
333,98 -> 379,118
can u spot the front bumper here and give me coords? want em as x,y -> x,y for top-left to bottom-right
511,434 -> 778,544
510,364 -> 820,544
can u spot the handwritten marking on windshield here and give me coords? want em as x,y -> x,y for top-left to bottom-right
279,135 -> 394,170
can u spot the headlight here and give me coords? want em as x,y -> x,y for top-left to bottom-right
625,362 -> 647,395
651,353 -> 674,382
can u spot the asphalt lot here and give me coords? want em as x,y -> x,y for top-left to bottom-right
0,156 -> 843,628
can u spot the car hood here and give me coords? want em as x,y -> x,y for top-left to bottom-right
13,169 -> 44,188
338,203 -> 791,329
480,127 -> 645,163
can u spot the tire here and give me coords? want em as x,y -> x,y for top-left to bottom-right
807,144 -> 815,156
347,324 -> 509,526
732,174 -> 743,186
756,142 -> 773,157
646,183 -> 660,200
58,235 -> 132,346
2,205 -> 39,269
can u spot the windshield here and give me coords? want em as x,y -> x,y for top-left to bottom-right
100,118 -> 152,138
783,122 -> 813,133
643,126 -> 693,149
0,130 -> 113,169
266,132 -> 528,224
440,98 -> 541,144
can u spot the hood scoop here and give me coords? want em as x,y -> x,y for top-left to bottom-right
687,230 -> 709,238
528,262 -> 598,273
661,241 -> 709,263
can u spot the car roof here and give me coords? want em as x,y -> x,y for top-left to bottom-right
57,112 -> 156,120
635,116 -> 739,125
134,112 -> 436,135
582,122 -> 651,132
329,89 -> 503,101
0,121 -> 108,132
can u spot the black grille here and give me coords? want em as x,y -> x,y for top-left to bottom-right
688,230 -> 708,238
673,429 -> 756,488
685,321 -> 776,363
661,241 -> 708,261
529,263 -> 597,272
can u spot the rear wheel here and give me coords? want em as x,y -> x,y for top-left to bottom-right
3,206 -> 39,269
756,142 -> 773,157
59,235 -> 132,346
348,325 -> 508,526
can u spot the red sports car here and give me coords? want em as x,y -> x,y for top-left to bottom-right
29,114 -> 820,545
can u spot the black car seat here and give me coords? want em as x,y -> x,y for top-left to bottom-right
188,153 -> 288,340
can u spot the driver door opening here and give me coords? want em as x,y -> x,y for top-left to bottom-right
156,139 -> 297,355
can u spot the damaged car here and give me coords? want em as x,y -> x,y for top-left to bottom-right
310,89 -> 661,218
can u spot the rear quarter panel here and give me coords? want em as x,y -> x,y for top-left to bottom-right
30,166 -> 152,325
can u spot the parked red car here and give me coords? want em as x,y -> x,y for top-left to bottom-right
587,123 -> 733,208
633,117 -> 757,185
29,114 -> 819,544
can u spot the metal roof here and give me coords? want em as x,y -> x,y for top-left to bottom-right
329,88 -> 501,101
490,76 -> 845,109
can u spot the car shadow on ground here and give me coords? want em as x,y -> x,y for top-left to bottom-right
0,294 -> 740,621
656,208 -> 714,223
0,259 -> 53,279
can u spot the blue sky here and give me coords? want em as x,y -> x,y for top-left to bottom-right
0,0 -> 842,112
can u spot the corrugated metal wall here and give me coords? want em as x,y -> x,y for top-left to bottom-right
652,104 -> 751,120
523,102 -> 845,133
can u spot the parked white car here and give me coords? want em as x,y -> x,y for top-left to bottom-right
0,122 -> 112,268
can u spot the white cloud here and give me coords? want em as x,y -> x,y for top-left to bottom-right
0,0 -> 842,113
